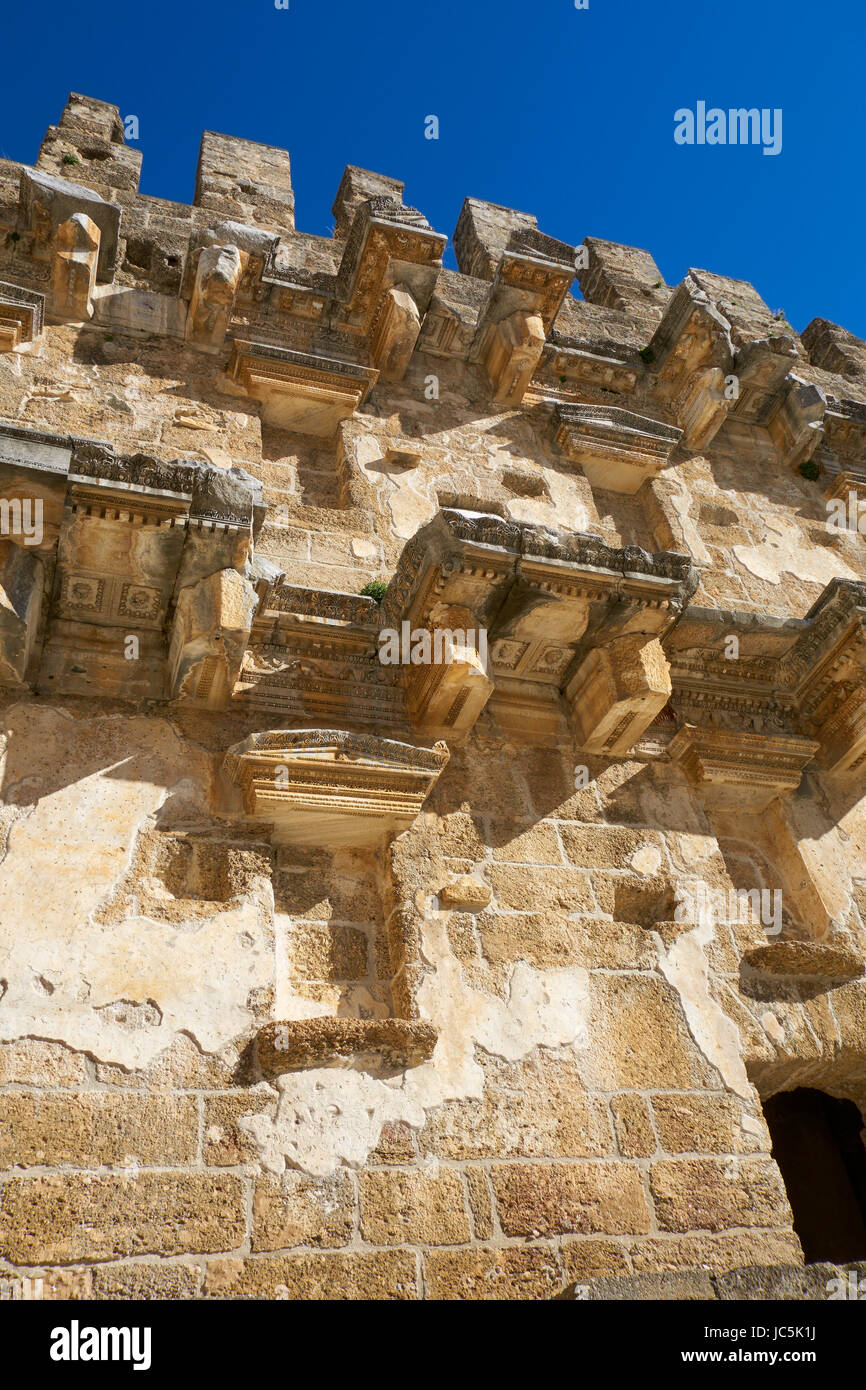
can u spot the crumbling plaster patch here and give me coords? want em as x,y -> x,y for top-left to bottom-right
657,911 -> 751,1100
240,905 -> 590,1178
0,703 -> 272,1068
733,516 -> 857,587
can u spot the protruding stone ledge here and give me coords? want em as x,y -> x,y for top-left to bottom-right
222,729 -> 449,846
668,723 -> 819,811
554,402 -> 682,493
742,940 -> 864,982
227,340 -> 378,437
383,508 -> 697,746
0,282 -> 44,351
256,1017 -> 438,1075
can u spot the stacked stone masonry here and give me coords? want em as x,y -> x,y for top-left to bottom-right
2,94 -> 866,1300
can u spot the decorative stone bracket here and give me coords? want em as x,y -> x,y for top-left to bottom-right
0,423 -> 264,703
646,277 -> 735,449
18,168 -> 121,314
187,243 -> 243,349
0,282 -> 44,352
222,728 -> 449,847
228,340 -> 378,438
767,376 -> 826,470
380,509 -> 698,747
335,196 -> 446,380
554,402 -> 682,493
471,226 -> 576,406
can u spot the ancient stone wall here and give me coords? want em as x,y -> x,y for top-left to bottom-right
2,94 -> 866,1300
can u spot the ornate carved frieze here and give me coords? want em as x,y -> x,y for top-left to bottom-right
227,340 -> 378,437
544,341 -> 639,395
553,402 -> 682,493
222,728 -> 449,846
0,282 -> 44,352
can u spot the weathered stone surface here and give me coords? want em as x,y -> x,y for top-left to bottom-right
360,1168 -> 470,1245
2,93 -> 866,1300
491,1161 -> 651,1237
0,1094 -> 197,1168
253,1172 -> 355,1250
0,1174 -> 246,1263
650,1159 -> 791,1232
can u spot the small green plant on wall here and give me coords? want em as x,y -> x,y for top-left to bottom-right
360,580 -> 388,603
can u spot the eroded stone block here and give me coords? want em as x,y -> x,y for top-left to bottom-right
169,568 -> 258,708
567,635 -> 672,754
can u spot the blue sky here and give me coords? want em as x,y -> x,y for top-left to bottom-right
2,0 -> 864,337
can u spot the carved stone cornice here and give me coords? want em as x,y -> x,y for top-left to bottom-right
222,729 -> 449,846
664,583 -> 866,780
227,340 -> 378,437
0,282 -> 44,351
553,402 -> 682,493
668,723 -> 819,811
237,584 -> 404,731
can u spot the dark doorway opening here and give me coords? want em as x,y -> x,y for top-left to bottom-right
763,1088 -> 866,1264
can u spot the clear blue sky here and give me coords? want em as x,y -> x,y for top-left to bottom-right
2,0 -> 864,337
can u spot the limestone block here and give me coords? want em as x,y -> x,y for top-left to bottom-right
169,567 -> 258,708
257,1017 -> 437,1075
187,244 -> 243,348
52,213 -> 100,320
567,635 -> 672,755
0,540 -> 43,685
